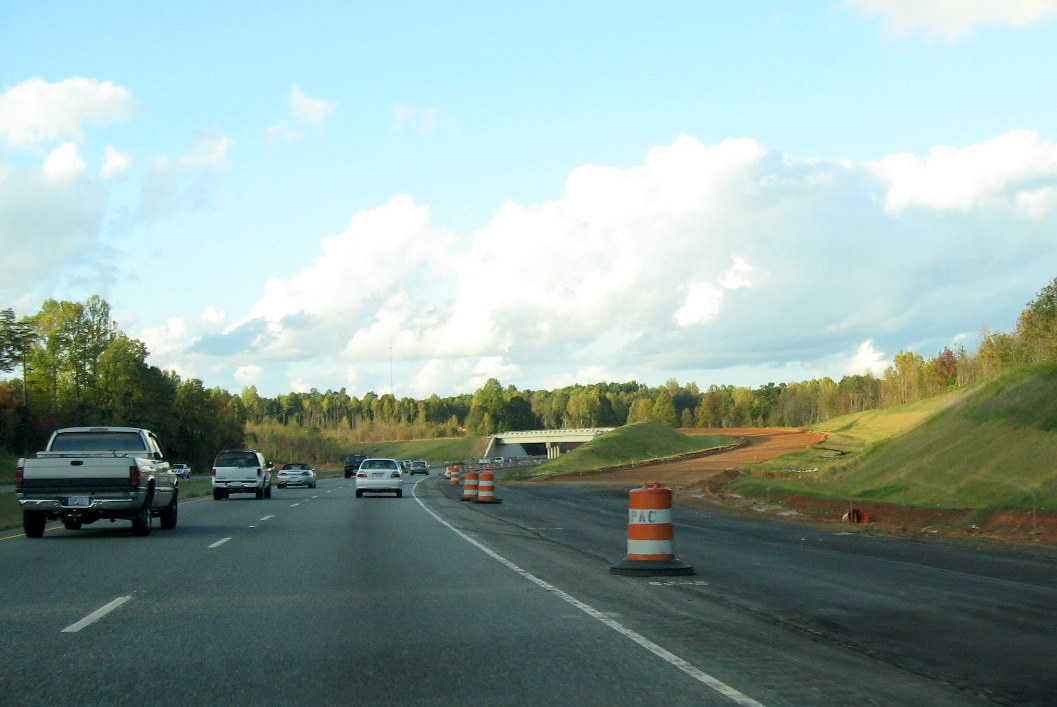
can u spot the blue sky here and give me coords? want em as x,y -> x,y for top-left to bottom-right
3,1 -> 1057,398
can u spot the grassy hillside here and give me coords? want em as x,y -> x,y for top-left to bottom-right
736,364 -> 1057,509
511,421 -> 736,479
351,437 -> 482,464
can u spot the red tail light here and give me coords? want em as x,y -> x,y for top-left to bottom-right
257,467 -> 262,477
391,471 -> 402,478
15,466 -> 23,492
130,465 -> 141,487
357,471 -> 366,477
211,468 -> 217,476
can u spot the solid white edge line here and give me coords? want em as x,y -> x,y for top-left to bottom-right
61,595 -> 132,633
411,481 -> 765,707
208,537 -> 231,549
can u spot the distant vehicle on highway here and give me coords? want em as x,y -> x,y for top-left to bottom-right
276,463 -> 317,488
171,463 -> 192,479
409,460 -> 430,475
212,449 -> 272,500
355,458 -> 403,498
343,454 -> 367,478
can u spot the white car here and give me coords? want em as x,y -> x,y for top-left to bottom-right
170,463 -> 192,479
276,463 -> 317,488
355,458 -> 403,498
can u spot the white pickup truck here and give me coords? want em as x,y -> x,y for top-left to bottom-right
16,426 -> 179,537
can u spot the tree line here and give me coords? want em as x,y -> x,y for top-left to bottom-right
0,297 -> 243,471
3,277 -> 1056,462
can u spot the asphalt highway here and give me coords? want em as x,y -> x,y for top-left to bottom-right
1,473 -> 1054,705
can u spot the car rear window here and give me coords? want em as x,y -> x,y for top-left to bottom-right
361,459 -> 397,470
214,451 -> 259,467
50,431 -> 148,452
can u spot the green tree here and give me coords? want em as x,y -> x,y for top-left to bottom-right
651,391 -> 679,427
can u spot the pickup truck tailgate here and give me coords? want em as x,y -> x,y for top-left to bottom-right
19,458 -> 141,494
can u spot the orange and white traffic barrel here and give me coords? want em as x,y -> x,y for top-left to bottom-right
474,469 -> 502,504
448,464 -> 461,486
842,508 -> 869,524
610,482 -> 693,576
460,469 -> 479,501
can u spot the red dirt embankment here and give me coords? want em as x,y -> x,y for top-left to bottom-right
545,427 -> 1057,549
548,427 -> 826,490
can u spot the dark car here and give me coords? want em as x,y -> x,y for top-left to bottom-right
343,454 -> 367,478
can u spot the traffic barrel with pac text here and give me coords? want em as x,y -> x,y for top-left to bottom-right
460,469 -> 479,501
610,482 -> 693,576
474,469 -> 502,503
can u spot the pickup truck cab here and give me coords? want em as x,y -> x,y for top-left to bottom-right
212,449 -> 272,499
16,426 -> 179,537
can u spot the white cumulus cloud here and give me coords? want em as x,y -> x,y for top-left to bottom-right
847,0 -> 1057,39
43,142 -> 87,180
121,131 -> 1057,396
874,130 -> 1057,212
0,77 -> 136,149
100,145 -> 133,179
290,85 -> 336,127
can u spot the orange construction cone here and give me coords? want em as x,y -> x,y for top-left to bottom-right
474,469 -> 502,503
610,482 -> 693,576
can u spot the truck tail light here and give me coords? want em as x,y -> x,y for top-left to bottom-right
211,468 -> 217,476
14,466 -> 23,492
130,465 -> 141,487
257,467 -> 263,477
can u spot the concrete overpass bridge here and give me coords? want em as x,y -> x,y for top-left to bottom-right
483,427 -> 615,460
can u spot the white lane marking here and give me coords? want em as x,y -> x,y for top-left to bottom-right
413,483 -> 765,707
208,537 -> 231,549
62,595 -> 132,633
290,503 -> 301,508
260,515 -> 274,521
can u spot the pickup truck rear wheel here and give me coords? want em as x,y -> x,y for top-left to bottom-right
23,511 -> 46,538
131,498 -> 152,536
159,490 -> 178,529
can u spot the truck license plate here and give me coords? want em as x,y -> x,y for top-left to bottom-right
64,497 -> 90,507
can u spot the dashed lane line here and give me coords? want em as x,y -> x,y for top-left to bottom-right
61,595 -> 132,633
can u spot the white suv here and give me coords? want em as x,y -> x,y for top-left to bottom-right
354,458 -> 403,498
212,449 -> 272,500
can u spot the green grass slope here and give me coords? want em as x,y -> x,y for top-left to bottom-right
353,438 -> 481,464
512,421 -> 735,479
738,364 -> 1057,509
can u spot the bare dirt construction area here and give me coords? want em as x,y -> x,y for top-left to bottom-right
544,427 -> 1057,552
548,427 -> 826,491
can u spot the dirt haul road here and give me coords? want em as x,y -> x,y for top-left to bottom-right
547,427 -> 826,501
